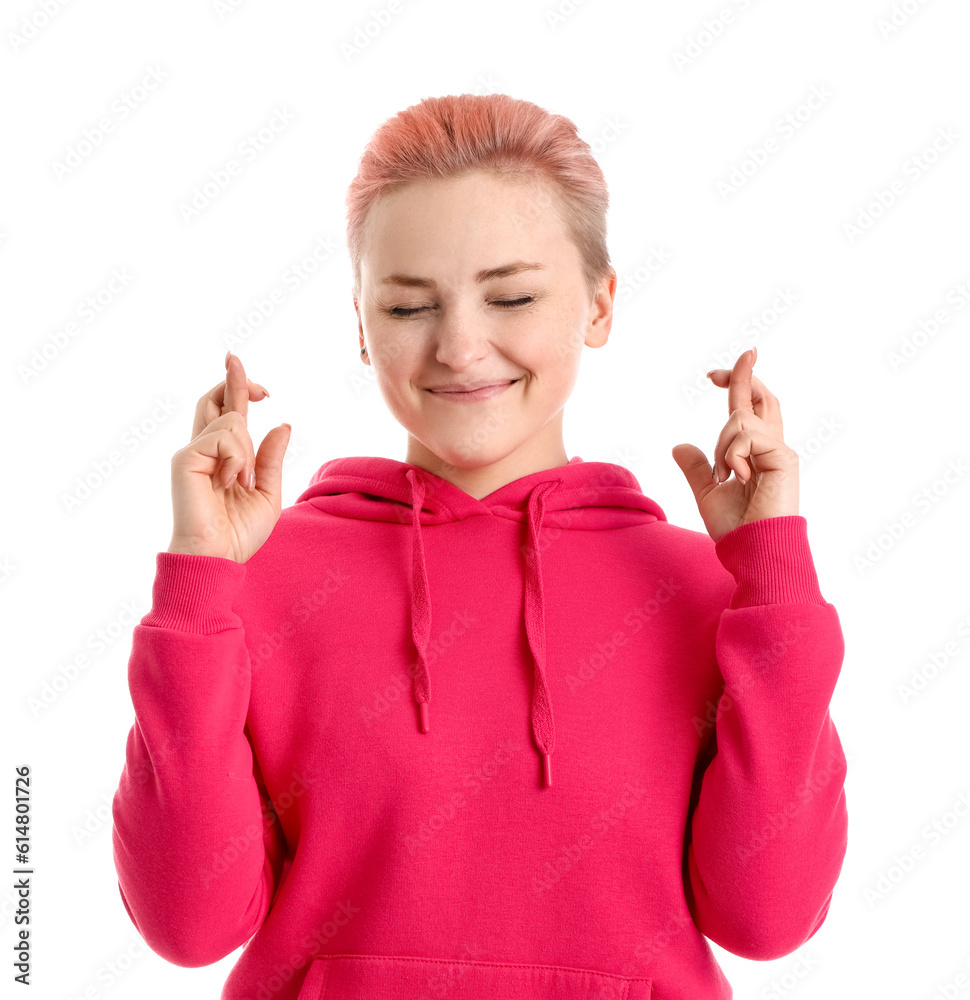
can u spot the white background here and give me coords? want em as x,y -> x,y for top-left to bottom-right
3,0 -> 969,997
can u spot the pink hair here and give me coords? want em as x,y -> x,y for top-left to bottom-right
345,93 -> 612,304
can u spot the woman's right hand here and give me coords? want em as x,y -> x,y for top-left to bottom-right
167,351 -> 292,563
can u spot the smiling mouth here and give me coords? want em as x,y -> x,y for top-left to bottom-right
428,380 -> 518,392
426,379 -> 520,401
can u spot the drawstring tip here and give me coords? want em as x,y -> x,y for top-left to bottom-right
418,701 -> 429,733
542,753 -> 552,788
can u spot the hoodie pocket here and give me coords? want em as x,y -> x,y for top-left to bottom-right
297,953 -> 652,1000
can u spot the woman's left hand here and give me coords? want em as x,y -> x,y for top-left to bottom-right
671,346 -> 800,543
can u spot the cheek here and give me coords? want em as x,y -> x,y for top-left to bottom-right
537,301 -> 587,358
527,326 -> 585,383
370,328 -> 421,379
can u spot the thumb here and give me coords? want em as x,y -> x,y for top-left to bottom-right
254,423 -> 291,506
671,443 -> 713,504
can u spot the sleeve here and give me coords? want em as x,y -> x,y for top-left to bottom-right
111,552 -> 288,967
682,515 -> 848,961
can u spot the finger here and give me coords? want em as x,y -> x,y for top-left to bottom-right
707,362 -> 783,436
671,443 -> 716,504
182,421 -> 249,490
252,423 -> 291,504
216,428 -> 246,490
224,352 -> 250,423
723,433 -> 753,484
192,383 -> 229,442
711,409 -> 770,484
718,421 -> 796,485
727,346 -> 756,419
191,365 -> 269,441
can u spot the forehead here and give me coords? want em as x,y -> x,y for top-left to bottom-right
361,170 -> 570,274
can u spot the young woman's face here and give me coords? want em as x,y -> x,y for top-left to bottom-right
355,168 -> 615,478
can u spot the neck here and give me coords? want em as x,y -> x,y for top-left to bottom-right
404,420 -> 569,501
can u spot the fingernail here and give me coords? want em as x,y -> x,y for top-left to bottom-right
257,383 -> 270,397
225,350 -> 232,369
706,370 -> 717,380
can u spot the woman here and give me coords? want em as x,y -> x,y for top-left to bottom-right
112,93 -> 847,1000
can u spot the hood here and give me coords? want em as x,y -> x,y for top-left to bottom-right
295,455 -> 667,789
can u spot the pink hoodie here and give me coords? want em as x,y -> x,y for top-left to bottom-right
111,455 -> 848,1000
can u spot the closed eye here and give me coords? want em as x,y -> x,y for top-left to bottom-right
389,297 -> 535,318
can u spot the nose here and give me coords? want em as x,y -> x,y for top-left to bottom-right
432,301 -> 491,371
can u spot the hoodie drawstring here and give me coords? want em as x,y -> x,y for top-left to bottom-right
406,470 -> 433,737
404,468 -> 561,789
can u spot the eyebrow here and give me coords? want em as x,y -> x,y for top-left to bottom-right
378,260 -> 547,289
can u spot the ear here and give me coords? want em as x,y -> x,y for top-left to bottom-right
354,297 -> 368,358
585,268 -> 616,349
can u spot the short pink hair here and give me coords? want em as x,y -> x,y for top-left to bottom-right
345,93 -> 612,304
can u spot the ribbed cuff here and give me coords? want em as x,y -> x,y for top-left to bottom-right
713,515 -> 826,609
140,552 -> 248,634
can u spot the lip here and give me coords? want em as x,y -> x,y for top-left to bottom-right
426,379 -> 519,402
